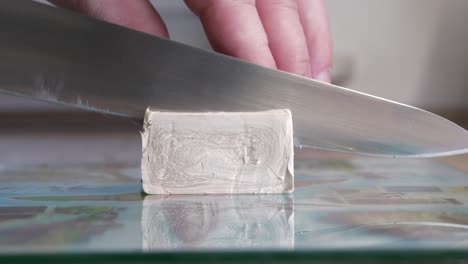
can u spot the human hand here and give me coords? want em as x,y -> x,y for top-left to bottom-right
49,0 -> 332,82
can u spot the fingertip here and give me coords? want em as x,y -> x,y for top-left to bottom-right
256,0 -> 312,77
185,0 -> 277,69
297,0 -> 333,81
314,68 -> 331,83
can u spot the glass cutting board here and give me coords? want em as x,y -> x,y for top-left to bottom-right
1,149 -> 468,263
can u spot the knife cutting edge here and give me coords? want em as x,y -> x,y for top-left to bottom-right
0,0 -> 467,157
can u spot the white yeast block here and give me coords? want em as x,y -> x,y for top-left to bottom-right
141,109 -> 294,194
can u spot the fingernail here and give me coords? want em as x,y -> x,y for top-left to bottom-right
314,69 -> 331,83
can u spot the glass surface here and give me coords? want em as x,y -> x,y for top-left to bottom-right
1,150 -> 468,262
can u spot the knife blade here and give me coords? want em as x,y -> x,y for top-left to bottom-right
0,0 -> 467,157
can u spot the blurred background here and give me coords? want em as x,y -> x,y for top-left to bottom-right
1,0 -> 467,126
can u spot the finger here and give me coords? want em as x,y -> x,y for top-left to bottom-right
297,0 -> 333,82
256,0 -> 311,77
185,0 -> 276,68
49,0 -> 169,38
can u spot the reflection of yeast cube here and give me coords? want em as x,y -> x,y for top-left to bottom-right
142,195 -> 294,249
141,109 -> 294,194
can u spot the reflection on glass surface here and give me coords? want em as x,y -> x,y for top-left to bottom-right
142,194 -> 294,249
1,157 -> 468,253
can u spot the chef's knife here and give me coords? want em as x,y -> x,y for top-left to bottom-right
0,0 -> 467,157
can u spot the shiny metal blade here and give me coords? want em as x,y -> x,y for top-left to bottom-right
0,0 -> 467,157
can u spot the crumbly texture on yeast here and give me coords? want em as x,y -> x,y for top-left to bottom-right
141,109 -> 294,194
